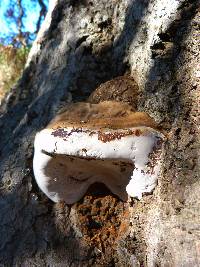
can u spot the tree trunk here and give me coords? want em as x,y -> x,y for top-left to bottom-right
0,0 -> 199,266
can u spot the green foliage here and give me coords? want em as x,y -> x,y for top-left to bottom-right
0,44 -> 30,99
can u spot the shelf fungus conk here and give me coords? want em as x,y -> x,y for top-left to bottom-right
33,101 -> 164,204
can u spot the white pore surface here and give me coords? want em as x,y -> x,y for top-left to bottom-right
33,127 -> 163,202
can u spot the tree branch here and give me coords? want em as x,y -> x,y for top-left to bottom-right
35,0 -> 47,34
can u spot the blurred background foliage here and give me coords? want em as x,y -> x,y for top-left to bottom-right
0,0 -> 48,101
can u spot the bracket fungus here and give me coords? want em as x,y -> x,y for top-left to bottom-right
33,101 -> 164,204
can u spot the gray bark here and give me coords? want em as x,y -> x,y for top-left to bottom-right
0,0 -> 199,266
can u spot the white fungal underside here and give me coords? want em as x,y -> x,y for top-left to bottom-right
33,127 -> 163,203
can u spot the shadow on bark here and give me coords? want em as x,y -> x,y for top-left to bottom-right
143,0 -> 199,192
137,2 -> 199,264
144,0 -> 199,120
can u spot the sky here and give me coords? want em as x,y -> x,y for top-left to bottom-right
0,0 -> 48,43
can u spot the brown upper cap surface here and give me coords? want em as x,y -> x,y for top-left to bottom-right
48,101 -> 158,130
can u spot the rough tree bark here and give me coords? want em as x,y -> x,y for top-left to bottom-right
0,0 -> 199,266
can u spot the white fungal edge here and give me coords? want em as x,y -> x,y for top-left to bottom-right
33,127 -> 164,202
